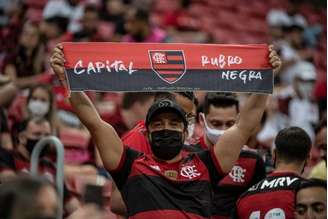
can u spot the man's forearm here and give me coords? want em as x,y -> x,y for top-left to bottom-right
69,92 -> 101,129
238,94 -> 268,132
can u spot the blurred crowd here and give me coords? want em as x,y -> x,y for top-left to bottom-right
0,0 -> 326,218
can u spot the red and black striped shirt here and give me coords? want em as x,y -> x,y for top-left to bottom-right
235,172 -> 303,219
110,146 -> 225,219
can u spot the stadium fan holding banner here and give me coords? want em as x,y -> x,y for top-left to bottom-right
50,43 -> 281,219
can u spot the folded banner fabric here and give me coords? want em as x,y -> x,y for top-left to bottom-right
63,42 -> 273,93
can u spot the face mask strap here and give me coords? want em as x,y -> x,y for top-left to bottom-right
200,113 -> 225,135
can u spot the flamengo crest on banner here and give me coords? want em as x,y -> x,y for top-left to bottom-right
148,50 -> 186,84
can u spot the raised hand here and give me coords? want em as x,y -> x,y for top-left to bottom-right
50,44 -> 67,88
268,45 -> 282,76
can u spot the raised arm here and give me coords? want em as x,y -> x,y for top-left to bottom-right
214,45 -> 281,173
50,44 -> 123,171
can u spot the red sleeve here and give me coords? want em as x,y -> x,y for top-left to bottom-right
121,121 -> 152,154
109,147 -> 141,190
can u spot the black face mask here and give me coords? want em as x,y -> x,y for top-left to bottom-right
149,129 -> 184,160
26,138 -> 49,157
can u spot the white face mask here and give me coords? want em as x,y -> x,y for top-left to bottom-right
187,123 -> 195,139
28,100 -> 50,117
201,113 -> 224,145
298,82 -> 314,100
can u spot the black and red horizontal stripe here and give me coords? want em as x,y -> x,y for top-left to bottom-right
65,68 -> 273,93
123,175 -> 213,218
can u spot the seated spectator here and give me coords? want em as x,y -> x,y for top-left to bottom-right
40,15 -> 69,52
62,4 -> 105,42
289,63 -> 319,140
9,84 -> 58,134
0,117 -> 53,183
100,0 -> 127,38
295,178 -> 327,219
42,0 -> 84,33
101,92 -> 154,137
2,21 -> 46,88
122,8 -> 167,42
0,176 -> 59,219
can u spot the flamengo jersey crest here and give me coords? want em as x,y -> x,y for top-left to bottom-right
149,50 -> 186,84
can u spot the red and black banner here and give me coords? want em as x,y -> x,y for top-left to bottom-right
62,42 -> 273,93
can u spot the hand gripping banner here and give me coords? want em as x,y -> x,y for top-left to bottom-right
63,42 -> 273,93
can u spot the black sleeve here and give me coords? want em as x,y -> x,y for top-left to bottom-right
109,146 -> 141,190
0,108 -> 9,133
0,148 -> 15,172
197,148 -> 225,187
230,204 -> 240,219
250,154 -> 266,186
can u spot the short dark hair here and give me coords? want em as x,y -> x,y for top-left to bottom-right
203,92 -> 239,115
296,178 -> 327,194
121,92 -> 154,110
27,84 -> 54,122
275,127 -> 312,164
0,176 -> 56,219
12,117 -> 50,145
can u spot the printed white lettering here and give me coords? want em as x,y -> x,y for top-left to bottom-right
87,62 -> 97,74
73,60 -> 137,75
274,177 -> 285,187
221,70 -> 263,85
261,179 -> 276,189
95,62 -> 105,72
200,54 -> 242,69
201,56 -> 210,67
74,60 -> 85,75
286,177 -> 298,186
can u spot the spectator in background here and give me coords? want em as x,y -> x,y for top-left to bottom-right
62,4 -> 104,42
10,84 -> 58,134
289,63 -> 319,140
40,15 -> 69,51
266,9 -> 292,44
278,20 -> 315,86
235,127 -> 312,219
122,8 -> 167,42
309,118 -> 327,180
295,178 -> 327,219
100,0 -> 127,38
101,92 -> 154,137
0,117 -> 52,182
2,21 -> 46,88
257,95 -> 290,149
0,176 -> 59,219
198,93 -> 266,219
42,0 -> 83,33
